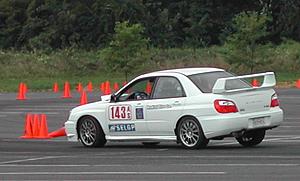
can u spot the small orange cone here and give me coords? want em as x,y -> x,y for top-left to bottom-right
80,91 -> 88,105
53,82 -> 59,93
23,83 -> 28,94
32,114 -> 40,137
145,82 -> 152,94
48,127 -> 66,138
20,114 -> 33,139
77,82 -> 83,92
113,82 -> 119,92
87,81 -> 93,92
62,81 -> 72,98
105,81 -> 111,95
100,82 -> 105,93
37,114 -> 51,138
16,82 -> 26,100
296,79 -> 300,89
251,79 -> 260,87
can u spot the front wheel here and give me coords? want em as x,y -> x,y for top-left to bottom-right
177,117 -> 209,149
78,116 -> 106,147
236,129 -> 265,147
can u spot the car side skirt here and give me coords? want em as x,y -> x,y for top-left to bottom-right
106,135 -> 177,142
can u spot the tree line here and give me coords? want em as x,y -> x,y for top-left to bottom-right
0,0 -> 300,50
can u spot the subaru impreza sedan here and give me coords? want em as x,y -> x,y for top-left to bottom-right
65,68 -> 283,149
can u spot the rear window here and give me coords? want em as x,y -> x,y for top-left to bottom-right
188,71 -> 251,93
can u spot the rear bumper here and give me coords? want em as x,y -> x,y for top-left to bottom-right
199,108 -> 283,139
64,120 -> 78,142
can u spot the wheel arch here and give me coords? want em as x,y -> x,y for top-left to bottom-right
174,115 -> 205,138
76,115 -> 105,136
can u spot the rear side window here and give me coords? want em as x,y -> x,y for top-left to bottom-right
152,77 -> 185,99
188,71 -> 251,93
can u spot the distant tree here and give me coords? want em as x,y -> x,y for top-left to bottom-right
100,21 -> 149,80
221,11 -> 271,73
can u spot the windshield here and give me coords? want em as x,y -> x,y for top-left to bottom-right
188,71 -> 251,93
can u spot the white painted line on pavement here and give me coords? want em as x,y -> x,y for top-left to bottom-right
0,112 -> 59,115
0,163 -> 297,167
0,171 -> 226,175
0,156 -> 71,164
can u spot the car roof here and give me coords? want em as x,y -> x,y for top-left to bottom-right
140,67 -> 224,78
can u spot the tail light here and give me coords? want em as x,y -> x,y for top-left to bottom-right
214,99 -> 238,113
270,94 -> 279,107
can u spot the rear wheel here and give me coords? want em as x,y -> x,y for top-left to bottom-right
78,116 -> 106,147
236,129 -> 265,147
177,117 -> 209,149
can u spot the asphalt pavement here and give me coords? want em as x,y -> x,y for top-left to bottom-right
0,89 -> 299,180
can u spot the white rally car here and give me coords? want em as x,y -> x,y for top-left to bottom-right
65,68 -> 283,149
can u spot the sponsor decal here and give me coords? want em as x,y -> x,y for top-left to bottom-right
135,108 -> 144,119
109,124 -> 135,132
109,105 -> 132,120
146,104 -> 172,110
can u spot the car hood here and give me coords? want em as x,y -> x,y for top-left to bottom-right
70,95 -> 111,114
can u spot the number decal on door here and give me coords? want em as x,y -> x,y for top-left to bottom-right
109,105 -> 132,120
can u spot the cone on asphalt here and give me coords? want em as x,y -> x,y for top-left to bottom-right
113,82 -> 119,92
100,82 -> 105,93
48,127 -> 66,138
105,81 -> 111,95
251,79 -> 260,87
296,79 -> 300,89
16,82 -> 26,100
80,91 -> 88,105
145,82 -> 152,94
20,114 -> 33,139
62,81 -> 72,98
32,114 -> 41,136
23,83 -> 28,94
53,82 -> 59,93
77,82 -> 83,92
87,81 -> 93,92
37,114 -> 51,138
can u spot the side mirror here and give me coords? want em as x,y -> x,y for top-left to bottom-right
111,94 -> 117,102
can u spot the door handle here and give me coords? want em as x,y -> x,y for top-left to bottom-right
173,101 -> 181,106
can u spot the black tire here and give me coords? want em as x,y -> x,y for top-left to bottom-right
176,117 -> 209,149
78,116 -> 106,147
236,129 -> 265,147
142,142 -> 160,147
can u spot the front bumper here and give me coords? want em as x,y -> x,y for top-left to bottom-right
64,120 -> 78,142
199,108 -> 283,139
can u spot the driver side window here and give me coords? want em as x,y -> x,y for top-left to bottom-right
118,78 -> 155,101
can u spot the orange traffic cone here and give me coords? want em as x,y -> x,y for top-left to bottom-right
37,114 -> 51,138
62,81 -> 72,98
145,82 -> 152,94
87,81 -> 93,92
113,82 -> 119,92
105,81 -> 111,95
77,82 -> 83,92
100,82 -> 105,93
16,82 -> 26,100
23,83 -> 28,94
48,127 -> 66,138
53,82 -> 59,93
20,114 -> 33,139
296,79 -> 300,89
251,79 -> 260,87
80,91 -> 88,105
32,114 -> 40,137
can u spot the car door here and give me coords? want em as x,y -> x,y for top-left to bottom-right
146,76 -> 186,136
106,77 -> 156,136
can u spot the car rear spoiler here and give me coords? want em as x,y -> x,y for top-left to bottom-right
212,72 -> 276,94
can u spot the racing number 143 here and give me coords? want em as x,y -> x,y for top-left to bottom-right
110,105 -> 132,120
